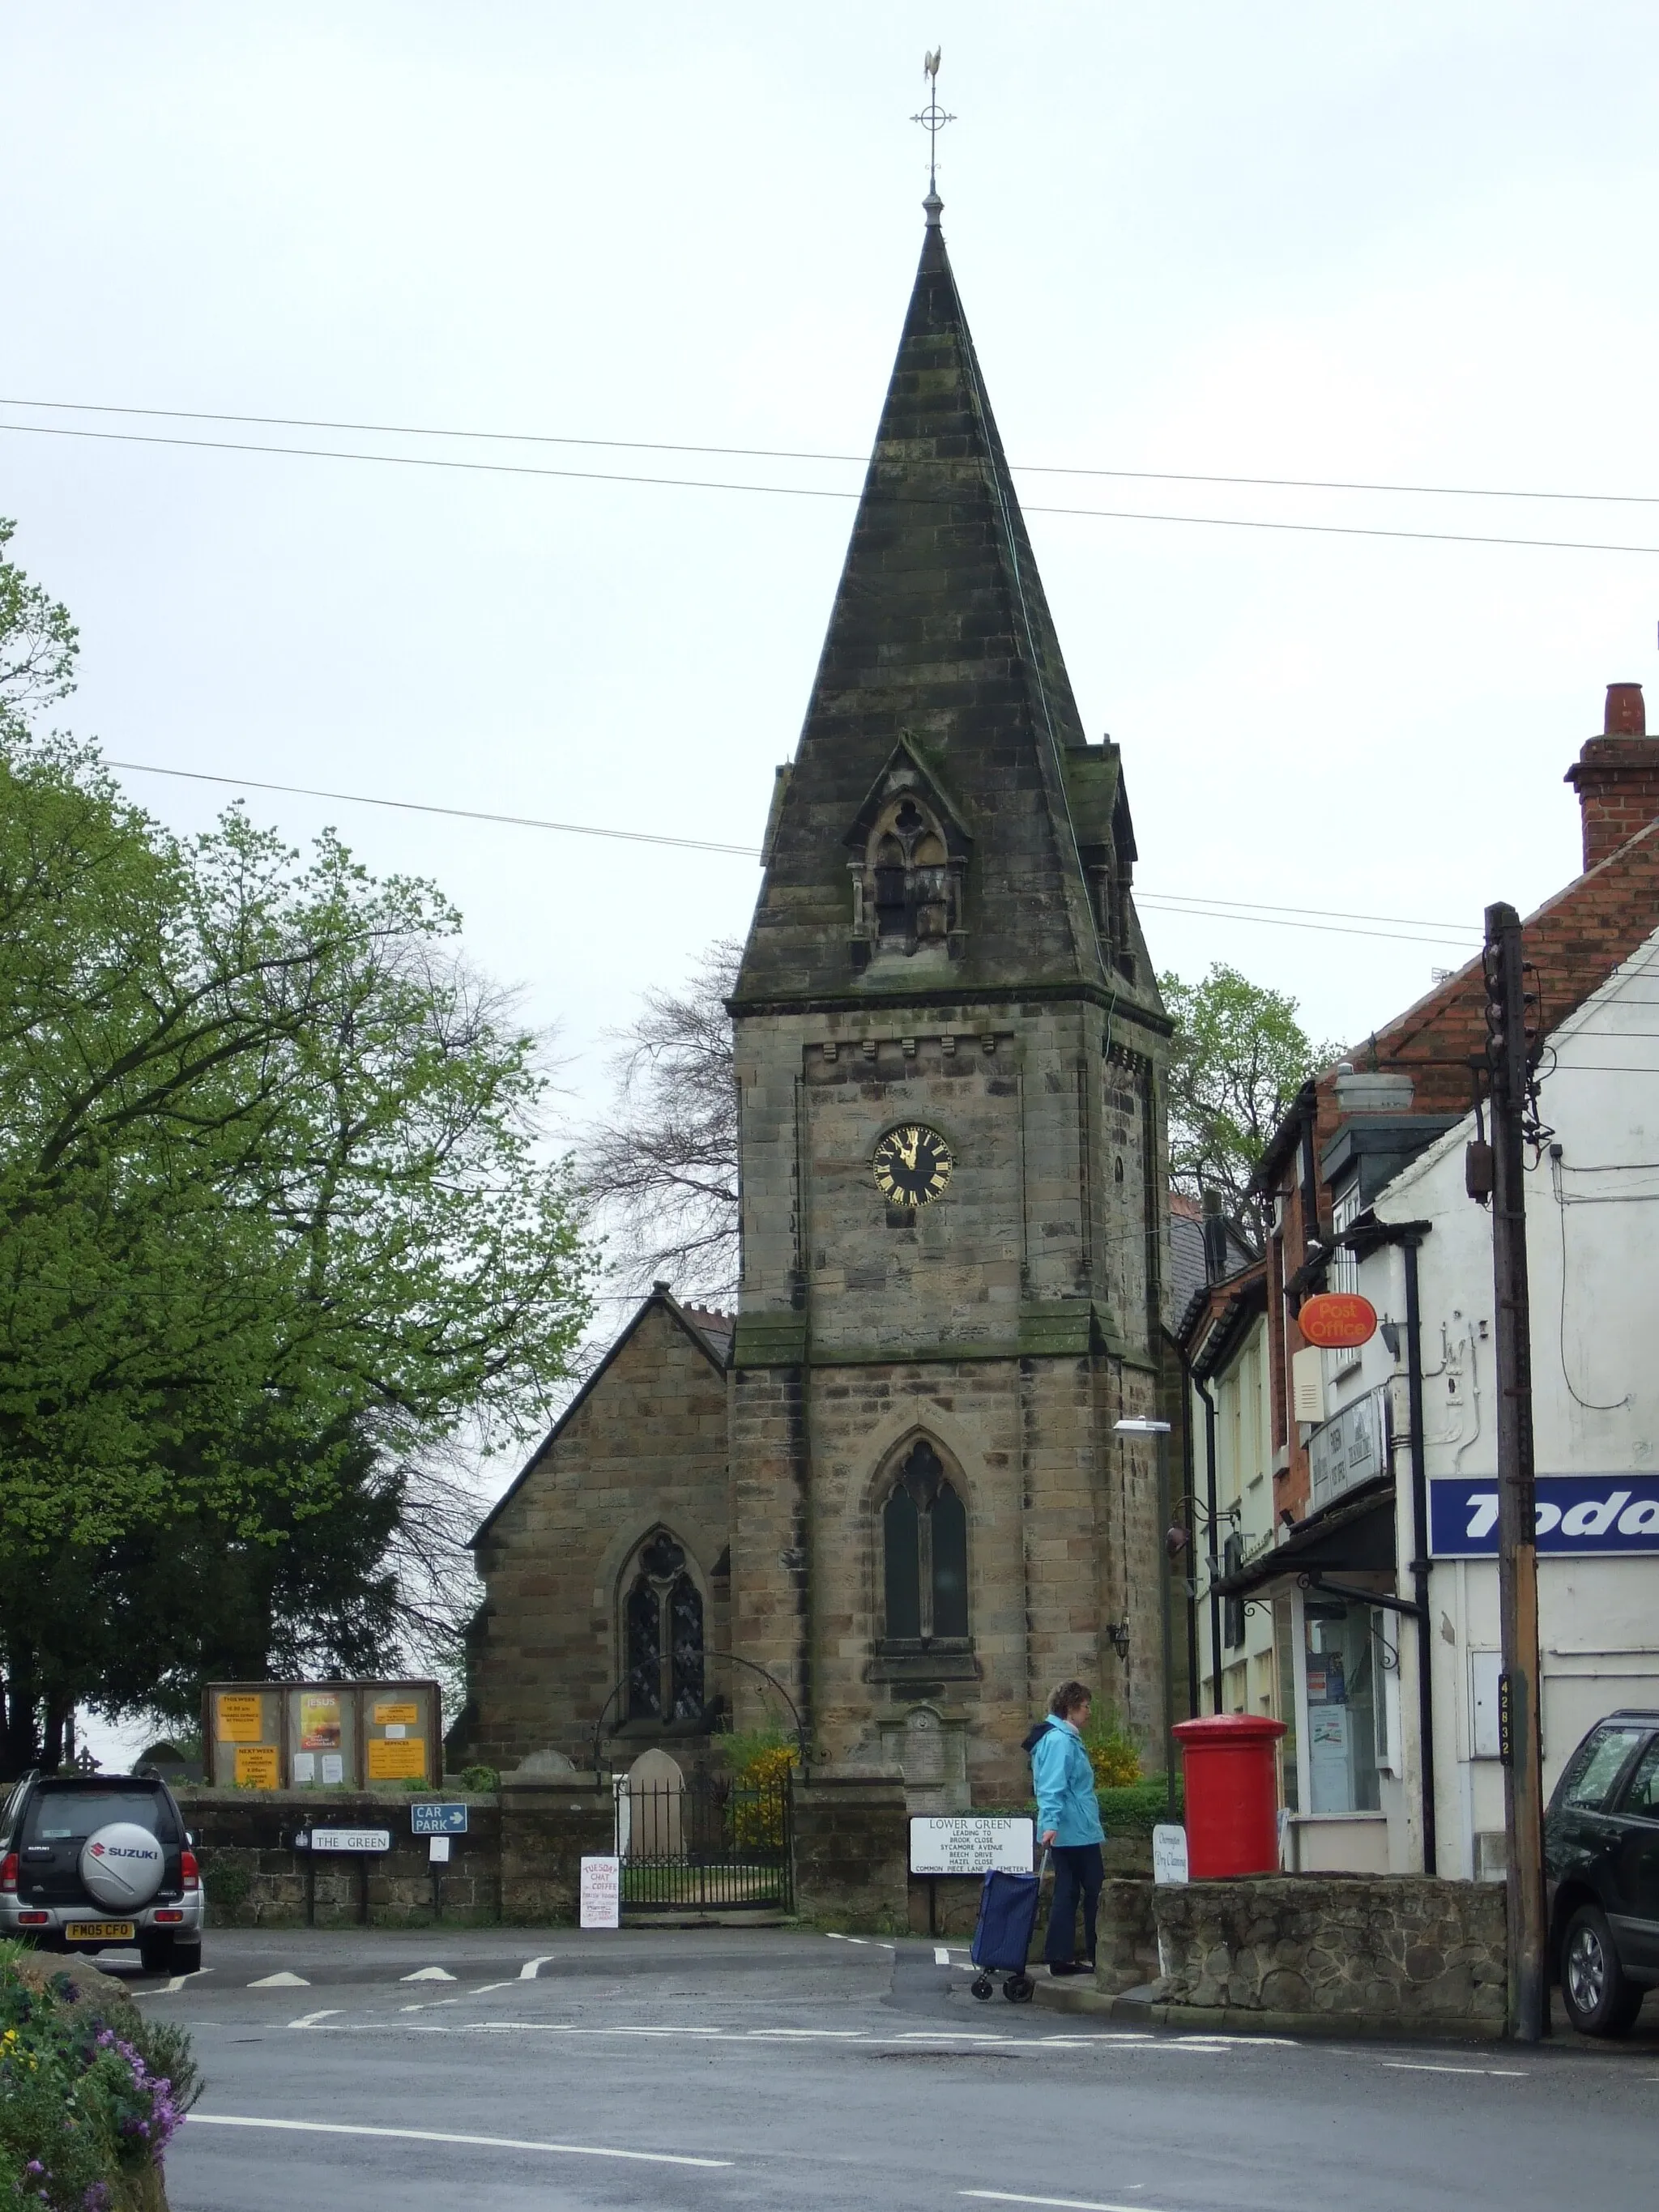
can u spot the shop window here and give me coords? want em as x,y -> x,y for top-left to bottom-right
623,1531 -> 706,1723
1273,1595 -> 1299,1812
1303,1598 -> 1384,1813
880,1440 -> 970,1647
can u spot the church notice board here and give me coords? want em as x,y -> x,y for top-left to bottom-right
203,1680 -> 441,1790
909,1815 -> 1036,1877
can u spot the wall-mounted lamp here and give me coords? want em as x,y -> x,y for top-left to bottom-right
1104,1621 -> 1131,1660
1113,1417 -> 1173,1437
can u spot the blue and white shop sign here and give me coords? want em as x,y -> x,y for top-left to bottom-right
1428,1474 -> 1659,1557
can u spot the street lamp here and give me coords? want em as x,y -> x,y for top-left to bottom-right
1115,1417 -> 1177,1813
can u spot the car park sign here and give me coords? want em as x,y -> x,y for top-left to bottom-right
411,1803 -> 468,1836
1430,1473 -> 1659,1556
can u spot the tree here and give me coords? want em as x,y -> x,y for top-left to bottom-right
579,938 -> 741,1302
0,522 -> 594,1770
1160,961 -> 1335,1251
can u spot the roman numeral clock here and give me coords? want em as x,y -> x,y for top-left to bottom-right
872,1123 -> 954,1210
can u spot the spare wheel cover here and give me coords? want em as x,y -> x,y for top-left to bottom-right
79,1822 -> 165,1909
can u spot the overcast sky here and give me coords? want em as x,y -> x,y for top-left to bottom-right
7,2 -> 1659,1127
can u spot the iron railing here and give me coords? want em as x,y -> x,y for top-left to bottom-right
616,1774 -> 793,1914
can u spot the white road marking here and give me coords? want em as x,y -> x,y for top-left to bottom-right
185,2115 -> 731,2167
471,1982 -> 512,1993
401,1966 -> 456,1982
399,1999 -> 462,2012
287,2009 -> 343,2029
963,2193 -> 1169,2212
287,2018 -> 1236,2055
1381,2061 -> 1527,2077
249,1972 -> 309,1988
518,1955 -> 555,1980
934,1946 -> 951,1964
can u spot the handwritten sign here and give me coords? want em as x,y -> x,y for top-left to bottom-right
1152,1824 -> 1189,1884
580,1855 -> 621,1929
908,1816 -> 1035,1877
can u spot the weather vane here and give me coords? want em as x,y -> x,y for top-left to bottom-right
911,47 -> 954,203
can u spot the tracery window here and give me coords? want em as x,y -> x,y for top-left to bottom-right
624,1531 -> 706,1722
880,1439 -> 970,1646
864,798 -> 957,950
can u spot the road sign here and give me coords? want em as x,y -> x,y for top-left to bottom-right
580,1855 -> 621,1929
297,1827 -> 391,1853
908,1815 -> 1034,1876
411,1802 -> 469,1835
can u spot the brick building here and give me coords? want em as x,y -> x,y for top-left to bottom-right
460,190 -> 1176,1805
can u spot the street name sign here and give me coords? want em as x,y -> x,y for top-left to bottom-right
908,1815 -> 1034,1876
410,1802 -> 469,1835
297,1828 -> 391,1853
580,1854 -> 621,1929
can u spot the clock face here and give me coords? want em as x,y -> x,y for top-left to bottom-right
872,1123 -> 953,1208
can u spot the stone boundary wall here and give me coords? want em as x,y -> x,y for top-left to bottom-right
177,1770 -> 912,1931
1146,1877 -> 1507,2032
176,1789 -> 501,1928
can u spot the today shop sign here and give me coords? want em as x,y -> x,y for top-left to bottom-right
1429,1474 -> 1659,1557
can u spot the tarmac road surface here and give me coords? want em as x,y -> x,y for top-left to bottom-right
92,1925 -> 1658,2212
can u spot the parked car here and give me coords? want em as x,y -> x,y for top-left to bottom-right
0,1771 -> 203,1976
1544,1709 -> 1659,2036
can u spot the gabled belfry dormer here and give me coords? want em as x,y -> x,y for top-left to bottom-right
843,737 -> 972,969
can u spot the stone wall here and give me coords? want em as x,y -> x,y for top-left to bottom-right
1147,1877 -> 1506,2031
497,1775 -> 614,1924
467,1297 -> 732,1772
791,1773 -> 909,1929
178,1790 -> 500,1928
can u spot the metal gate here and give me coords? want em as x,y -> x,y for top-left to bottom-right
617,1773 -> 793,1915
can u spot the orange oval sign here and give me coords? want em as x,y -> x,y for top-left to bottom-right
1298,1292 -> 1378,1349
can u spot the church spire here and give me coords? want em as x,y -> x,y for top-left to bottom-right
734,131 -> 1155,1016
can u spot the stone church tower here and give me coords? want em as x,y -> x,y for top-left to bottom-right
725,194 -> 1171,1802
459,193 -> 1172,1806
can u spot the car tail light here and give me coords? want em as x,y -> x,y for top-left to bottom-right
0,1853 -> 17,1894
17,1912 -> 49,1927
153,1909 -> 184,1924
180,1848 -> 200,1891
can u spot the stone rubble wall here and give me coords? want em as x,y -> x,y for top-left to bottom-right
1144,1876 -> 1507,2029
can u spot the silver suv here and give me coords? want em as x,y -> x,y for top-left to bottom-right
0,1772 -> 203,1975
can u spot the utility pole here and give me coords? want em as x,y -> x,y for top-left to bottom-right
1483,900 -> 1548,2041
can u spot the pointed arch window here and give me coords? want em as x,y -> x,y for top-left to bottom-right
880,1440 -> 970,1648
624,1532 -> 706,1723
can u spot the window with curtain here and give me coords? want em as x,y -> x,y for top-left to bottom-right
880,1439 -> 970,1647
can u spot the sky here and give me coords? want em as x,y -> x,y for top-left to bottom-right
10,1 -> 1659,1763
7,2 -> 1659,1115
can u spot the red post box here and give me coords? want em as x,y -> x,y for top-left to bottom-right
1171,1714 -> 1287,1878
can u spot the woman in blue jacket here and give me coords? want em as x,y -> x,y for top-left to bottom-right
1030,1680 -> 1106,1977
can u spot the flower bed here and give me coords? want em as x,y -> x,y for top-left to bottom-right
0,1944 -> 199,2211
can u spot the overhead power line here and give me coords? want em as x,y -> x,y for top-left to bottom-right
102,755 -> 1479,946
7,417 -> 1657,559
4,394 -> 1657,511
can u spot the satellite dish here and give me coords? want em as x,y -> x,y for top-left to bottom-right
79,1822 -> 165,1910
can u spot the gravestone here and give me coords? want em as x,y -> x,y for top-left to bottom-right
625,1747 -> 685,1856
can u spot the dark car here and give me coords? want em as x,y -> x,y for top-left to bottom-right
1544,1710 -> 1659,2036
0,1771 -> 203,1976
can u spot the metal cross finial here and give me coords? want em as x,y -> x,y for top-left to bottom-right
911,46 -> 954,215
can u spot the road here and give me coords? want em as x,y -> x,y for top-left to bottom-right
106,1926 -> 1657,2212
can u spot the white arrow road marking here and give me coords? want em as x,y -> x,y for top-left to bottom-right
934,1946 -> 951,1964
185,2116 -> 731,2167
518,1955 -> 555,1980
286,2010 -> 342,2029
400,1966 -> 456,1982
249,1972 -> 309,1988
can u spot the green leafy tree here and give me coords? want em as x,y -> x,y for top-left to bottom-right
1160,961 -> 1336,1251
0,523 -> 593,1771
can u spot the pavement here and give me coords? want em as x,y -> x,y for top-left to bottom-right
81,1924 -> 1659,2212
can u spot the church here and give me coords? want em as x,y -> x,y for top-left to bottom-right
460,181 -> 1175,1809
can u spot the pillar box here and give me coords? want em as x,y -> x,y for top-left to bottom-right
1171,1714 -> 1287,1878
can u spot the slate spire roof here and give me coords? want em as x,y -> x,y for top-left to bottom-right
733,211 -> 1160,1016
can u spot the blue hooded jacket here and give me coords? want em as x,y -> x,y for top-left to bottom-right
1031,1714 -> 1106,1847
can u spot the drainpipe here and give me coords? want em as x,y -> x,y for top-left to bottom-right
1193,1374 -> 1222,1715
1177,1342 -> 1200,1719
1401,1230 -> 1438,1876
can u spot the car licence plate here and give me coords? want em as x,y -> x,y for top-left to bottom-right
65,1921 -> 135,1943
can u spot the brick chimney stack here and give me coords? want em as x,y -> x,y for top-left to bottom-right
1565,683 -> 1659,871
